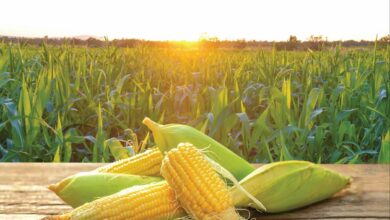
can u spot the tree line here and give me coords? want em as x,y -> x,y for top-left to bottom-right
1,34 -> 388,50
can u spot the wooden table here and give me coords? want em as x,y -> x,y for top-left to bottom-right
0,163 -> 389,220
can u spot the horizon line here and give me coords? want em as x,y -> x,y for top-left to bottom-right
1,33 -> 387,42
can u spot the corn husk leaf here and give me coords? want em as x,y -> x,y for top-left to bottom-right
142,117 -> 254,180
48,172 -> 162,208
231,161 -> 351,213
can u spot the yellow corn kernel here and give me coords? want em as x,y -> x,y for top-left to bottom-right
97,147 -> 163,176
161,143 -> 239,220
46,182 -> 185,220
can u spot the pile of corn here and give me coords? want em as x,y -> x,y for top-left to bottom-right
46,118 -> 351,220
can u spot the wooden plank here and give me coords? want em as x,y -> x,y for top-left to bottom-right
0,163 -> 101,215
0,214 -> 47,220
0,163 -> 388,219
0,163 -> 101,185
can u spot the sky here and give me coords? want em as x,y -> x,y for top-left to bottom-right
0,0 -> 388,41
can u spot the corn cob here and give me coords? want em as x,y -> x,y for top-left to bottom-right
143,117 -> 254,180
96,147 -> 163,176
161,143 -> 239,220
48,172 -> 162,208
46,182 -> 185,220
231,161 -> 351,213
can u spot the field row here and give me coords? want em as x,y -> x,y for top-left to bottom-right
0,44 -> 389,163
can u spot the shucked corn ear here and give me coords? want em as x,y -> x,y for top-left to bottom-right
49,172 -> 162,208
143,117 -> 254,180
161,143 -> 240,220
46,181 -> 185,220
231,160 -> 351,213
96,147 -> 163,176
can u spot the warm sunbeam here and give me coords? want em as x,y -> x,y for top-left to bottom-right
0,0 -> 388,41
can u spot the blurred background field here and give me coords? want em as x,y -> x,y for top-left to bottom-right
0,42 -> 389,163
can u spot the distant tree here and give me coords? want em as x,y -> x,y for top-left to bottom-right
86,37 -> 103,47
275,35 -> 301,51
198,34 -> 220,49
289,35 -> 298,43
308,35 -> 325,42
234,39 -> 247,49
287,35 -> 299,50
379,34 -> 390,43
307,35 -> 326,50
378,34 -> 390,48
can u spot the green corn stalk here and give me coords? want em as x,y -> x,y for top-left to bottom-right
378,131 -> 390,163
0,44 -> 389,164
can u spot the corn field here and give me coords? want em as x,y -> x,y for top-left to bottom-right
0,42 -> 389,163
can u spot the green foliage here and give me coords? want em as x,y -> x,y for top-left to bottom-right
378,131 -> 390,164
0,42 -> 388,163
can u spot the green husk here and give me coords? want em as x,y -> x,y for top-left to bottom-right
48,172 -> 162,208
142,117 -> 254,180
231,161 -> 351,213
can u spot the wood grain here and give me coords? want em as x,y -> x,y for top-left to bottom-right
0,163 -> 389,219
